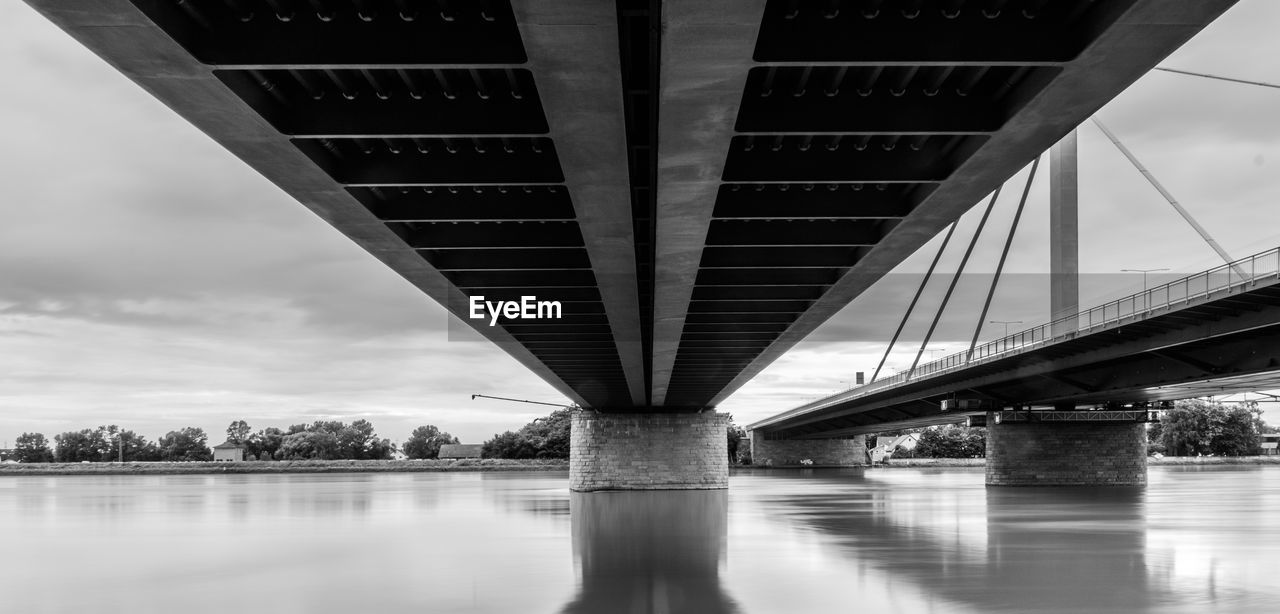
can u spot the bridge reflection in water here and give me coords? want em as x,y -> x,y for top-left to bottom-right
3,470 -> 1277,612
734,468 -> 1278,613
563,490 -> 738,614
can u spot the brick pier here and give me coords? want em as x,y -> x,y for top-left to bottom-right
986,416 -> 1147,486
569,412 -> 728,491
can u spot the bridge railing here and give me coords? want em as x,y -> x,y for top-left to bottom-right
793,246 -> 1280,412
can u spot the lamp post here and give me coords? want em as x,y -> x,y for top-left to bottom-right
1121,267 -> 1169,309
989,320 -> 1022,338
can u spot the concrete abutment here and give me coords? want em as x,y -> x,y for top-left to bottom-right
569,412 -> 728,491
986,415 -> 1147,486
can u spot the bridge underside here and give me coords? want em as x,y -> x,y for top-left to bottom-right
26,0 -> 1238,417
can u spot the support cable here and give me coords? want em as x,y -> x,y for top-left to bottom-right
907,186 -> 1004,378
1091,117 -> 1246,278
470,394 -> 566,408
1154,67 -> 1280,90
869,222 -> 958,383
967,156 -> 1041,361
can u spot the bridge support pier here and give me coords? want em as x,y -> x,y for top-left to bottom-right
569,412 -> 728,491
986,413 -> 1147,486
750,432 -> 867,467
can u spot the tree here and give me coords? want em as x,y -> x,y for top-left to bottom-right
13,432 -> 54,463
403,425 -> 460,459
246,427 -> 285,461
481,408 -> 574,459
335,419 -> 395,460
54,428 -> 111,462
482,430 -> 538,459
129,439 -> 163,462
727,421 -> 747,464
277,430 -> 339,460
226,420 -> 252,445
915,426 -> 986,458
366,437 -> 395,460
522,409 -> 571,459
110,428 -> 160,462
1157,399 -> 1262,456
158,427 -> 213,462
52,425 -> 157,462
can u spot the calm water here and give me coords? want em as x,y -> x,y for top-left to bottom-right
2,466 -> 1278,613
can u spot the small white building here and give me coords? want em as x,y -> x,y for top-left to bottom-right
869,433 -> 921,463
212,441 -> 245,462
1262,433 -> 1280,456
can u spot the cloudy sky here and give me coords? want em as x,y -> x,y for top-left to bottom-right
2,2 -> 1279,447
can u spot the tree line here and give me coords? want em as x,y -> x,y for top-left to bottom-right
7,420 -> 463,463
5,407 -> 746,464
872,399 -> 1274,459
9,426 -> 219,464
10,399 -> 1262,464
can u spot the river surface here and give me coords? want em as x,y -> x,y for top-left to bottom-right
2,466 -> 1278,613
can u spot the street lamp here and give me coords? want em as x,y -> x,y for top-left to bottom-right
1121,267 -> 1169,309
989,320 -> 1023,337
926,346 -> 947,361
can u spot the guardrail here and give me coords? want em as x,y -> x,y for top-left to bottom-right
757,246 -> 1280,426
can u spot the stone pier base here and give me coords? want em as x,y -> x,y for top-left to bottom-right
750,431 -> 867,466
569,412 -> 728,491
986,417 -> 1147,486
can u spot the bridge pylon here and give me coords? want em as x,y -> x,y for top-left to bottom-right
985,410 -> 1149,486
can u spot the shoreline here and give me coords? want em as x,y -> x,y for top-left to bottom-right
859,456 -> 1280,468
0,458 -> 569,476
3,455 -> 1277,477
737,456 -> 1280,469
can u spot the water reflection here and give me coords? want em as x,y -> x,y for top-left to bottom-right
983,487 -> 1149,612
740,468 -> 1280,613
563,490 -> 738,614
749,474 -> 1154,612
1,468 -> 1277,613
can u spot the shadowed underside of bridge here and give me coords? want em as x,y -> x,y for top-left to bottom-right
28,0 -> 1236,411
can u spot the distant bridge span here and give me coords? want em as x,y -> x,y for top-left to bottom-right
750,248 -> 1280,439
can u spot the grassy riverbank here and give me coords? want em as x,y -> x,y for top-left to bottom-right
1148,455 -> 1280,465
5,456 -> 1277,477
0,458 -> 569,476
870,458 -> 986,467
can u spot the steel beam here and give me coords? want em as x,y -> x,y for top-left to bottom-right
651,0 -> 769,406
512,0 -> 648,405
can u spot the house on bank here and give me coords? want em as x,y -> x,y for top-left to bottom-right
438,444 -> 483,460
212,441 -> 245,462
